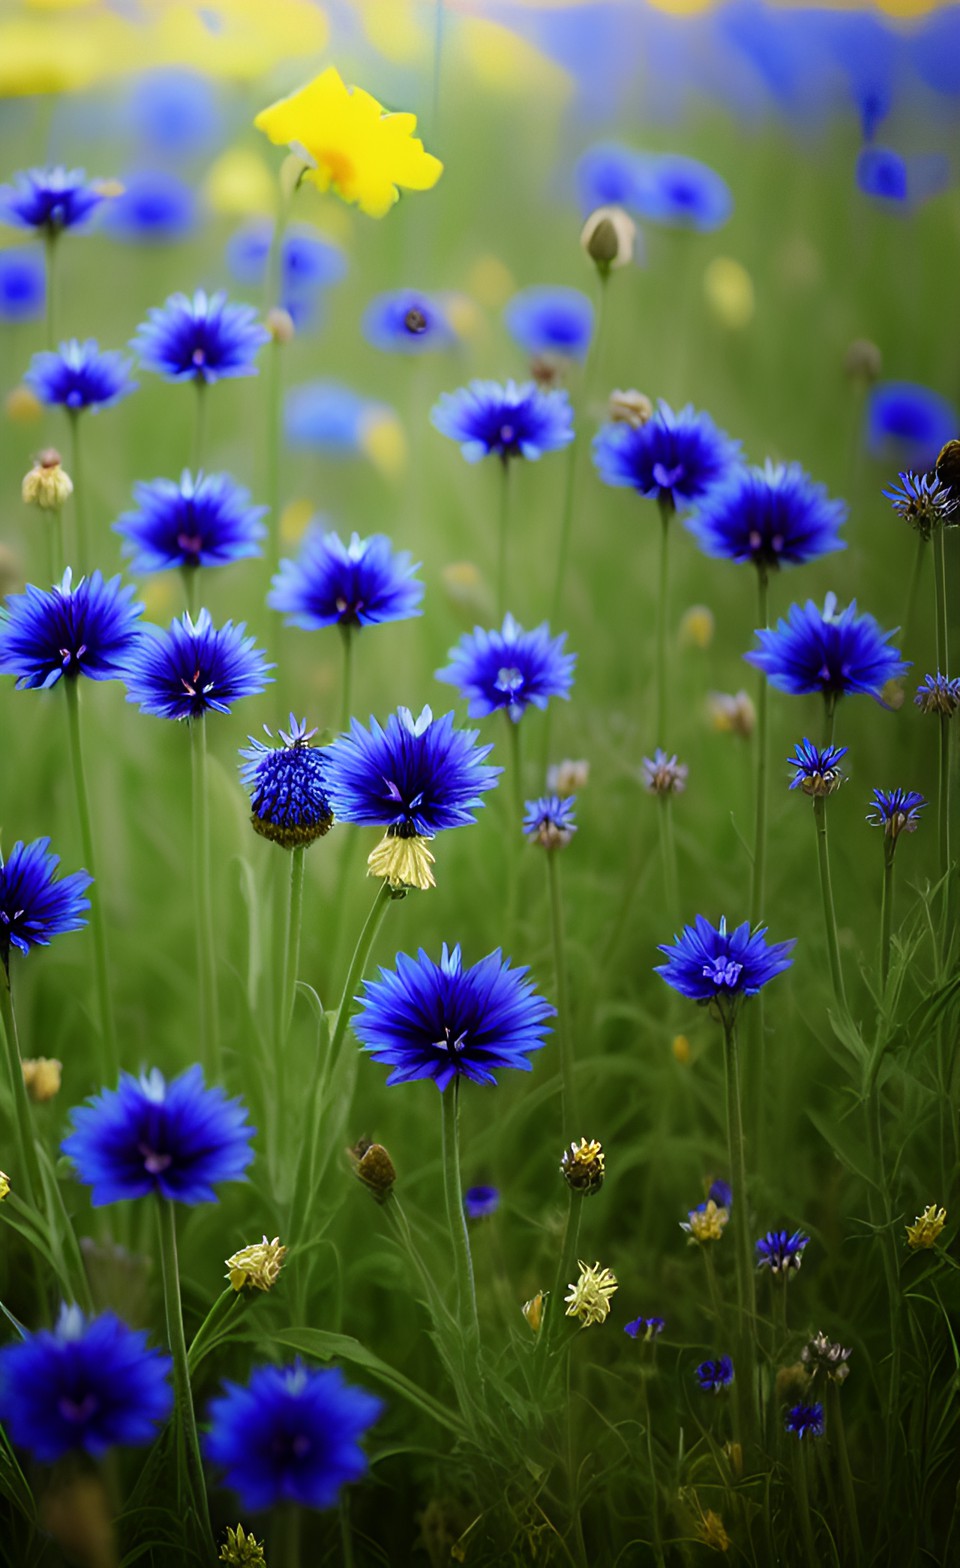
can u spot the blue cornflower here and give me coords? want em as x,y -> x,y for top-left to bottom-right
883,471 -> 957,538
436,615 -> 576,723
226,220 -> 347,310
115,470 -> 267,574
866,788 -> 926,844
504,287 -> 594,362
633,154 -> 732,232
785,1403 -> 825,1440
0,167 -> 107,234
656,915 -> 795,1007
695,1356 -> 734,1394
362,289 -> 454,353
26,340 -> 137,413
744,594 -> 908,703
787,739 -> 849,798
0,838 -> 91,968
915,672 -> 960,717
867,382 -> 958,471
204,1362 -> 382,1512
123,608 -> 272,720
132,290 -> 269,384
269,529 -> 423,631
523,795 -> 577,850
0,1304 -> 172,1462
239,717 -> 333,849
353,943 -> 554,1091
755,1228 -> 810,1276
129,69 -> 222,157
0,569 -> 143,690
642,750 -> 688,796
285,381 -> 395,460
593,401 -> 739,512
62,1064 -> 255,1206
464,1185 -> 500,1219
101,169 -> 198,244
624,1316 -> 665,1342
686,461 -> 847,572
708,1179 -> 733,1209
430,380 -> 574,464
575,142 -> 647,214
0,247 -> 45,322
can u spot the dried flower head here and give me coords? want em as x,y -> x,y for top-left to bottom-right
693,1505 -> 730,1554
546,758 -> 590,798
348,1140 -> 397,1202
608,389 -> 653,427
707,690 -> 755,738
219,1524 -> 266,1566
906,1204 -> 946,1250
564,1260 -> 618,1326
22,1056 -> 62,1103
915,673 -> 960,717
801,1332 -> 852,1384
642,749 -> 688,796
883,471 -> 957,539
560,1138 -> 605,1197
681,1198 -> 729,1244
225,1236 -> 287,1293
22,449 -> 73,511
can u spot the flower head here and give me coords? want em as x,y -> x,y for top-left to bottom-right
254,65 -> 442,219
0,1304 -> 172,1462
686,461 -> 847,571
62,1064 -> 255,1206
609,389 -> 654,428
785,1403 -> 824,1440
564,1261 -> 618,1327
504,287 -> 594,362
915,673 -> 960,717
226,221 -> 347,313
695,1356 -> 734,1394
103,168 -> 197,244
436,614 -> 576,723
133,290 -> 269,384
123,608 -> 272,720
0,246 -> 45,323
523,795 -> 577,850
867,381 -> 958,471
240,717 -> 332,849
269,528 -> 423,631
642,750 -> 688,796
866,788 -> 926,842
681,1199 -> 729,1245
624,1316 -> 665,1342
0,1173 -> 8,1202
787,739 -> 848,798
593,401 -> 739,512
744,594 -> 908,702
22,448 -> 72,511
26,341 -> 137,413
205,1361 -> 382,1511
560,1138 -> 605,1197
362,290 -> 454,353
755,1228 -> 810,1276
633,153 -> 732,232
883,471 -> 958,538
707,691 -> 755,738
522,1294 -> 545,1334
0,569 -> 143,690
219,1524 -> 266,1566
348,1140 -> 397,1202
906,1204 -> 946,1250
0,167 -> 107,234
116,471 -> 267,574
801,1333 -> 851,1385
656,916 -> 794,1007
575,143 -> 645,214
355,944 -> 553,1091
547,759 -> 589,797
22,1057 -> 62,1103
463,1185 -> 499,1220
431,380 -> 574,464
0,838 -> 91,969
226,1236 -> 287,1293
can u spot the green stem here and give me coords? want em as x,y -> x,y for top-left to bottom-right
0,964 -> 43,1210
441,1079 -> 480,1346
880,849 -> 894,993
827,1381 -> 862,1561
537,1190 -> 582,1375
44,231 -> 58,350
865,1077 -> 901,1467
157,1199 -> 214,1555
190,715 -> 219,1078
505,716 -> 523,939
50,505 -> 64,582
823,692 -> 837,748
750,568 -> 770,923
792,1440 -> 820,1568
64,678 -> 117,1082
497,458 -> 511,622
339,623 -> 354,733
181,565 -> 198,619
657,796 -> 680,931
275,1504 -> 302,1568
639,1375 -> 666,1568
325,879 -> 396,1073
902,534 -> 925,652
934,525 -> 949,677
281,846 -> 306,1043
721,1011 -> 756,1452
192,379 -> 207,472
938,711 -> 951,950
549,274 -> 608,629
655,498 -> 673,746
67,410 -> 86,569
186,1286 -> 243,1376
812,796 -> 847,1013
546,849 -> 574,1142
702,1246 -> 724,1330
265,336 -> 284,573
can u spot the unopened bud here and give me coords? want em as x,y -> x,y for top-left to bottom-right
707,690 -> 755,739
609,389 -> 653,427
267,307 -> 295,344
546,758 -> 589,798
22,449 -> 73,510
0,1172 -> 9,1202
530,352 -> 568,389
522,1291 -> 545,1334
22,1056 -> 62,1103
580,206 -> 635,273
349,1139 -> 396,1202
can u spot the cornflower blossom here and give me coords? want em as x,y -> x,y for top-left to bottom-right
0,248 -> 45,322
593,401 -> 739,512
26,341 -> 137,413
0,167 -> 108,233
103,169 -> 197,243
755,1228 -> 810,1276
504,287 -> 594,361
915,673 -> 960,716
0,570 -> 143,690
787,739 -> 848,798
362,290 -> 454,353
866,381 -> 957,470
642,750 -> 688,796
0,838 -> 91,968
866,788 -> 926,843
269,529 -> 423,630
463,1186 -> 500,1219
240,717 -> 333,849
686,461 -> 847,572
523,795 -> 577,850
883,471 -> 957,538
633,154 -> 732,231
436,615 -> 575,723
624,1316 -> 665,1342
123,609 -> 272,720
116,471 -> 267,574
744,594 -> 908,703
656,916 -> 795,1008
431,380 -> 574,463
695,1357 -> 735,1393
785,1403 -> 825,1440
132,290 -> 269,383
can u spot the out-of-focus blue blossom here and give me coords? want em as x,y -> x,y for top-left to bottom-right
0,837 -> 91,966
686,462 -> 847,572
431,380 -> 574,464
785,1402 -> 825,1439
656,916 -> 795,1006
574,142 -> 646,215
866,382 -> 958,472
856,147 -> 950,207
523,795 -> 577,849
284,381 -> 395,460
0,247 -> 45,322
464,1185 -> 500,1219
745,594 -> 908,703
362,289 -> 454,353
101,169 -> 198,243
133,290 -> 268,384
437,615 -> 576,723
26,340 -> 137,413
269,528 -> 422,631
115,470 -> 266,574
127,69 -> 222,157
593,401 -> 739,512
123,608 -> 272,720
504,286 -> 593,361
0,569 -> 143,690
624,1316 -> 665,1342
225,221 -> 347,320
911,9 -> 960,99
633,154 -> 732,232
708,1179 -> 733,1210
695,1356 -> 734,1394
0,167 -> 106,234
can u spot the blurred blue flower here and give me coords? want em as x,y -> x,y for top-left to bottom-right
362,289 -> 454,353
915,672 -> 960,716
269,529 -> 422,631
523,795 -> 577,849
123,608 -> 272,720
745,594 -> 908,702
284,381 -> 392,458
436,615 -> 576,722
0,247 -> 45,322
856,147 -> 950,208
325,706 -> 499,836
504,286 -> 593,361
0,167 -> 106,234
116,470 -> 266,574
0,569 -> 143,690
656,915 -> 795,1005
866,381 -> 958,471
0,837 -> 91,966
63,1064 -> 255,1206
354,943 -> 554,1090
128,69 -> 222,157
464,1185 -> 500,1219
574,142 -> 646,215
102,169 -> 198,243
431,380 -> 574,463
633,154 -> 732,232
26,340 -> 137,412
204,1362 -> 382,1512
695,1356 -> 734,1393
239,716 -> 333,849
708,1179 -> 733,1209
132,290 -> 268,383
787,739 -> 849,795
866,787 -> 926,842
624,1316 -> 665,1341
0,1305 -> 172,1462
785,1402 -> 825,1439
756,1228 -> 809,1275
686,461 -> 847,572
642,750 -> 688,796
225,220 -> 347,306
593,401 -> 739,511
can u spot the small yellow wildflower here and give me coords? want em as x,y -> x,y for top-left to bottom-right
564,1260 -> 618,1327
694,1506 -> 731,1554
5,385 -> 42,424
22,450 -> 72,511
679,605 -> 715,650
255,66 -> 442,219
707,690 -> 756,739
22,1057 -> 62,1103
906,1204 -> 947,1250
219,1523 -> 266,1566
681,1198 -> 728,1245
225,1236 -> 287,1293
367,831 -> 435,891
671,1033 -> 691,1065
703,256 -> 755,331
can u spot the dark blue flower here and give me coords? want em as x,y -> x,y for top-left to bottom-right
225,221 -> 347,308
575,142 -> 646,214
593,401 -> 739,511
132,290 -> 269,384
656,915 -> 795,1006
0,569 -> 143,690
695,1356 -> 734,1393
353,943 -> 554,1091
0,1304 -> 172,1462
269,529 -> 423,630
787,739 -> 849,797
866,382 -> 958,471
0,246 -> 45,323
362,289 -> 454,353
785,1402 -> 824,1440
430,380 -> 574,463
856,147 -> 950,207
464,1185 -> 500,1219
708,1179 -> 733,1210
324,706 -> 499,836
0,838 -> 91,968
436,615 -> 576,723
633,154 -> 732,232
883,471 -> 958,536
624,1316 -> 665,1342
744,594 -> 908,702
756,1228 -> 809,1275
915,672 -> 960,717
686,461 -> 847,572
26,340 -> 137,413
523,795 -> 577,849
504,287 -> 594,361
239,717 -> 333,849
115,470 -> 266,574
204,1362 -> 382,1512
866,788 -> 926,842
101,168 -> 198,243
123,608 -> 272,720
0,167 -> 107,234
62,1064 -> 255,1206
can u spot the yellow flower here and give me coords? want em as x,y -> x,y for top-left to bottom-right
254,65 -> 442,219
906,1204 -> 947,1250
22,453 -> 72,512
682,1198 -> 729,1245
564,1260 -> 618,1326
225,1236 -> 287,1293
367,831 -> 435,891
22,1057 -> 63,1103
0,1172 -> 10,1202
522,1292 -> 545,1334
219,1523 -> 267,1566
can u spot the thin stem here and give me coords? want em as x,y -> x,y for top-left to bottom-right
827,1382 -> 862,1561
0,964 -> 43,1209
157,1200 -> 214,1555
50,504 -> 64,581
44,231 -> 58,349
823,692 -> 837,748
749,568 -> 770,923
546,850 -> 574,1142
505,716 -> 523,939
192,379 -> 207,472
281,845 -> 306,1044
721,1011 -> 756,1452
702,1246 -> 724,1329
339,623 -> 354,733
265,336 -> 284,577
275,1505 -> 302,1568
880,850 -> 894,992
537,1190 -> 582,1377
938,711 -> 951,949
325,879 -> 396,1074
864,1076 -> 901,1473
934,526 -> 949,677
812,796 -> 847,1013
792,1441 -> 820,1568
497,458 -> 511,622
441,1080 -> 480,1347
639,1375 -> 666,1568
64,678 -> 117,1081
657,796 -> 680,932
655,498 -> 673,746
550,274 -> 608,629
902,534 -> 925,652
67,410 -> 86,569
181,565 -> 198,619
190,715 -> 220,1078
